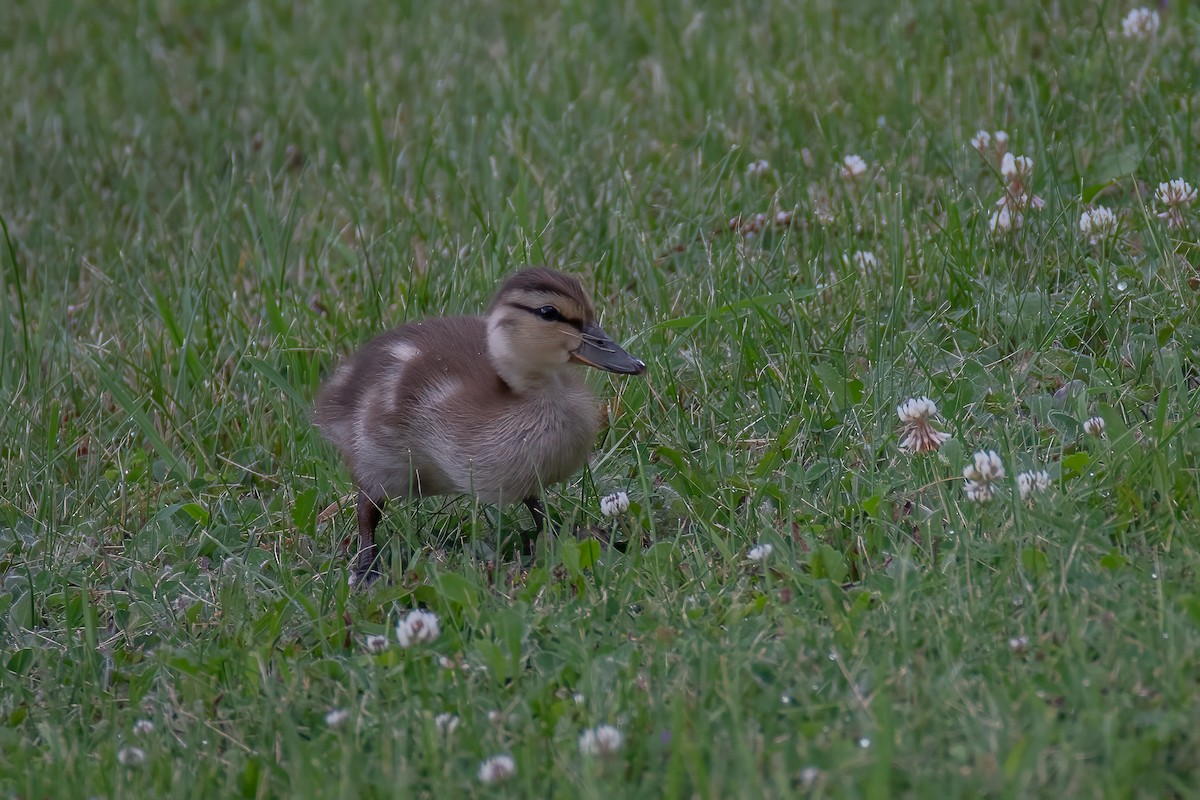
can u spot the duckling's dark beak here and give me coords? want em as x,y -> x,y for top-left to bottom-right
570,322 -> 646,375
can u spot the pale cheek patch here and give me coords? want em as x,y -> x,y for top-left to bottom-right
487,320 -> 516,364
390,340 -> 421,363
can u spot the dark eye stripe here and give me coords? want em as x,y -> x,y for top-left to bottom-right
506,302 -> 584,330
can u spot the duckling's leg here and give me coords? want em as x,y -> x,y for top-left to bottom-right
522,496 -> 547,555
351,491 -> 385,587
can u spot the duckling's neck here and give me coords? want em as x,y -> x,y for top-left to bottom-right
485,316 -> 569,395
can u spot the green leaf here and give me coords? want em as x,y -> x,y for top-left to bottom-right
291,487 -> 318,537
812,544 -> 848,584
1080,144 -> 1143,202
179,502 -> 210,526
1099,549 -> 1127,570
560,538 -> 581,576
938,437 -> 964,469
7,705 -> 28,726
433,572 -> 480,614
6,648 -> 33,675
7,590 -> 32,631
1003,737 -> 1029,780
1181,595 -> 1200,627
489,606 -> 526,676
239,756 -> 268,799
860,493 -> 883,518
1060,452 -> 1090,479
576,539 -> 601,570
1019,547 -> 1049,576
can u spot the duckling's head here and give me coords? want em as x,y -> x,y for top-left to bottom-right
486,268 -> 645,393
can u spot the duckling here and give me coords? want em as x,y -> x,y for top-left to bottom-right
315,267 -> 645,585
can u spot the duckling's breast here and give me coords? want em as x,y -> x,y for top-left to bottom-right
424,377 -> 600,505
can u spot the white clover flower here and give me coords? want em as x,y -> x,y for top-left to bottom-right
746,159 -> 770,177
1156,178 -> 1197,228
1000,153 -> 1018,182
132,719 -> 155,736
1000,153 -> 1033,183
600,491 -> 630,517
897,396 -> 952,454
478,755 -> 516,784
1121,7 -> 1160,40
1084,416 -> 1106,437
998,192 -> 1040,214
487,710 -> 505,725
993,130 -> 1009,151
117,746 -> 146,766
364,634 -> 388,654
1008,635 -> 1029,652
999,192 -> 1041,212
578,724 -> 624,756
963,450 -> 1005,502
1156,178 -> 1197,207
746,543 -> 773,563
1079,206 -> 1119,244
840,154 -> 868,179
396,609 -> 440,647
844,250 -> 878,270
325,708 -> 350,727
1016,470 -> 1052,501
989,206 -> 1023,235
434,713 -> 460,736
800,766 -> 822,789
896,396 -> 938,424
730,212 -> 771,237
969,130 -> 991,152
993,150 -> 1043,221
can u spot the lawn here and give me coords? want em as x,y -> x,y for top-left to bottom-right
2,0 -> 1199,796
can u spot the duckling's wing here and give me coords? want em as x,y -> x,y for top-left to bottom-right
314,316 -> 499,498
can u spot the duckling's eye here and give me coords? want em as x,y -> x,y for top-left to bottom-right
534,305 -> 563,322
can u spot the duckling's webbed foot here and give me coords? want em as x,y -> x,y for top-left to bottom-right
351,491 -> 385,589
521,496 -> 547,555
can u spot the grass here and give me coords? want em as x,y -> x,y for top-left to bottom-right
2,0 -> 1200,796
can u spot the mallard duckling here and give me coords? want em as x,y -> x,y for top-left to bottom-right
315,267 -> 645,585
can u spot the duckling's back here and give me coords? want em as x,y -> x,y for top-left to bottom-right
314,317 -> 598,505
